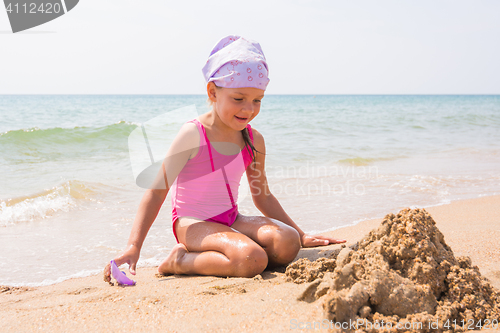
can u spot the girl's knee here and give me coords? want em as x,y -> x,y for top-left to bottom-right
232,244 -> 268,277
271,226 -> 301,266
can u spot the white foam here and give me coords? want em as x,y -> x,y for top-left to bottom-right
0,192 -> 76,226
0,180 -> 101,226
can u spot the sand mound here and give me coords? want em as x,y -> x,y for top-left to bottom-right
286,257 -> 337,284
286,208 -> 500,332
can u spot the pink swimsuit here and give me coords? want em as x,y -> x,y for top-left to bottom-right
171,119 -> 254,242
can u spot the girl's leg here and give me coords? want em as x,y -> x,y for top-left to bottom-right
158,217 -> 268,278
231,214 -> 301,267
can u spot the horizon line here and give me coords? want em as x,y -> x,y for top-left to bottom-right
1,93 -> 499,96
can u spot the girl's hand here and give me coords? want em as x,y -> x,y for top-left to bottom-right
300,234 -> 346,248
103,244 -> 140,283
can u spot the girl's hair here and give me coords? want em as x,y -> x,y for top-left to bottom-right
207,84 -> 260,164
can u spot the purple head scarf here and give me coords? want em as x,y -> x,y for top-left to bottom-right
202,35 -> 270,90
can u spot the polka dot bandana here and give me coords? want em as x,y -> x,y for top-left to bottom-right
202,35 -> 270,90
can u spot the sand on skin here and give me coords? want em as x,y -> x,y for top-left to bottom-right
1,195 -> 499,332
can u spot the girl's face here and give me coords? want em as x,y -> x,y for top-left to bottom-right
208,83 -> 265,131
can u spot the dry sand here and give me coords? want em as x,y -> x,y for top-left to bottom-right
1,195 -> 499,332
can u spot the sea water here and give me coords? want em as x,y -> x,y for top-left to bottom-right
1,94 -> 499,286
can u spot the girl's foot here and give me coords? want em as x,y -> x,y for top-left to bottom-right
158,243 -> 188,275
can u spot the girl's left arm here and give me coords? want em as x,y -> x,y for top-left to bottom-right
246,129 -> 346,248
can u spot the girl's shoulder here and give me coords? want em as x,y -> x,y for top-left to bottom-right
180,120 -> 200,136
172,121 -> 200,146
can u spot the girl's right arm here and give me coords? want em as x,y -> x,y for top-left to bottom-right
113,188 -> 168,275
104,122 -> 200,281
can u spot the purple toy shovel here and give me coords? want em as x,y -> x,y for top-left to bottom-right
110,260 -> 136,286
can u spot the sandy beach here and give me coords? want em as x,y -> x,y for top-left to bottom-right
2,195 -> 499,332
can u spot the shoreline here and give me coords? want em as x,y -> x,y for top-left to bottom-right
3,194 -> 499,288
1,194 -> 499,332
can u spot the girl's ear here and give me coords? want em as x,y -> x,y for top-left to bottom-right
207,82 -> 217,104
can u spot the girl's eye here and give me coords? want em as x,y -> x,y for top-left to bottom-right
233,98 -> 261,103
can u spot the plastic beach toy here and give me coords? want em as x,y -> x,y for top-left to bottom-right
110,260 -> 136,286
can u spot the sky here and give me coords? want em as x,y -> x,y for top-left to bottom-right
1,0 -> 499,95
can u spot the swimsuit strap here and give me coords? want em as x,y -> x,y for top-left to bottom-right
244,124 -> 255,160
221,168 -> 236,208
197,120 -> 216,172
246,124 -> 254,144
195,119 -> 236,208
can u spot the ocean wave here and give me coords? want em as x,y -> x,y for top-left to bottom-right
0,180 -> 101,226
0,121 -> 139,144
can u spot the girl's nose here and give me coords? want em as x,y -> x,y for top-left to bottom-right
242,101 -> 255,113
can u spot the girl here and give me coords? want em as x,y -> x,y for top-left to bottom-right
104,35 -> 346,281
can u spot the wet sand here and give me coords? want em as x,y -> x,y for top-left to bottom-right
1,195 -> 499,332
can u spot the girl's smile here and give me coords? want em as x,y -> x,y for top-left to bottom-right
234,115 -> 249,123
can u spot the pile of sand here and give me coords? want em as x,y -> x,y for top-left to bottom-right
286,208 -> 500,332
